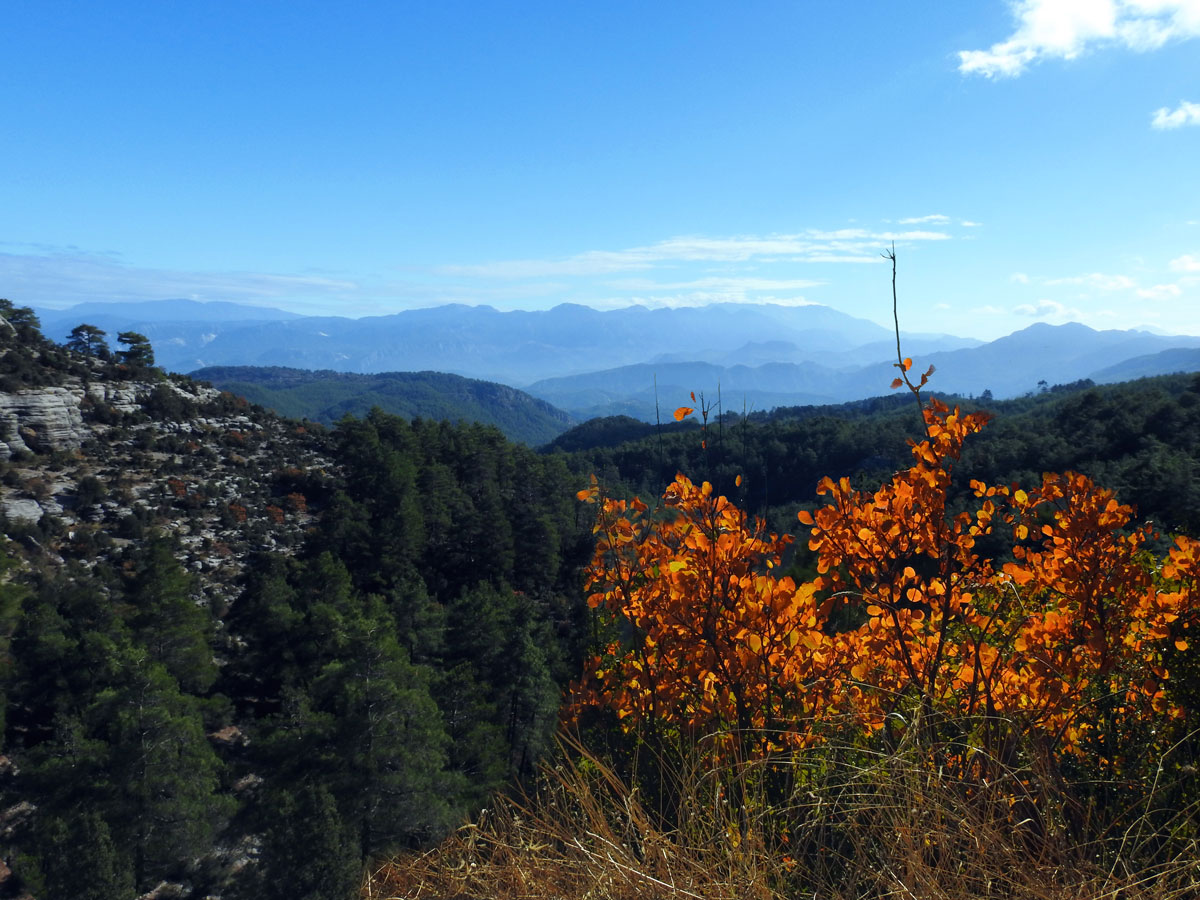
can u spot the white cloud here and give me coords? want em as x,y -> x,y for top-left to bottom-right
439,228 -> 950,278
960,220 -> 984,227
0,249 -> 361,308
898,214 -> 951,225
1170,253 -> 1200,271
438,250 -> 656,279
3,221 -> 960,318
1010,272 -> 1030,283
0,246 -> 568,317
800,254 -> 880,264
1046,272 -> 1137,290
598,276 -> 829,309
1152,100 -> 1200,128
959,0 -> 1200,78
608,276 -> 823,292
1136,283 -> 1183,299
1014,299 -> 1085,318
590,293 -> 818,311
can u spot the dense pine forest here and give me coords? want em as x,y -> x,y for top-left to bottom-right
0,299 -> 1198,898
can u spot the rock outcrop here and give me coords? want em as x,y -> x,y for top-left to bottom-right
85,382 -> 145,415
0,387 -> 87,458
0,370 -> 333,611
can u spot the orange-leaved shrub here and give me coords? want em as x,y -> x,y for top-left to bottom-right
571,388 -> 1200,773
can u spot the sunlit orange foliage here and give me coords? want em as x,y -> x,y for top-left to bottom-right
573,390 -> 1200,763
572,474 -> 831,752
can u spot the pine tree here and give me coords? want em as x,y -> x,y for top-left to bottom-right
92,649 -> 231,887
311,596 -> 456,855
38,811 -> 136,900
251,784 -> 361,900
116,331 -> 155,368
125,538 -> 217,693
66,323 -> 110,358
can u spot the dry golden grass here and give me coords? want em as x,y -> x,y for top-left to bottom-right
366,729 -> 1200,900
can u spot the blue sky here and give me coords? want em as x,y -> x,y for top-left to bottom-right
2,1 -> 1198,339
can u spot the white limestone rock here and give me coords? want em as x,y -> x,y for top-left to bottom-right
0,387 -> 87,458
1,498 -> 44,523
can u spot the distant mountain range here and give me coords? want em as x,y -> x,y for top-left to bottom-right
33,299 -> 916,384
31,299 -> 1200,423
526,323 -> 1200,420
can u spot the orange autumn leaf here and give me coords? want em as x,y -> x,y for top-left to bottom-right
674,406 -> 694,421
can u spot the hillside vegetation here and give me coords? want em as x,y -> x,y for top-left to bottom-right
0,298 -> 1198,899
192,365 -> 575,445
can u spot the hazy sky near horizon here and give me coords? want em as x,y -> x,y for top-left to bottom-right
2,1 -> 1198,339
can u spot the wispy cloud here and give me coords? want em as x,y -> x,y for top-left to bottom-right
0,246 -> 563,317
1034,265 -> 1193,307
436,251 -> 656,279
1152,100 -> 1200,129
439,229 -> 950,278
0,249 -> 361,309
608,276 -> 823,292
959,0 -> 1200,78
590,293 -> 819,311
2,223 -> 957,317
960,220 -> 983,227
1136,283 -> 1183,299
898,214 -> 951,225
1046,272 -> 1137,291
1010,272 -> 1030,284
1014,299 -> 1085,318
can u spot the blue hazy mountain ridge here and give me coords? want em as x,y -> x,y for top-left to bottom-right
650,334 -> 985,369
1090,347 -> 1200,383
36,298 -> 304,324
28,300 -> 1200,423
34,300 -> 927,383
524,322 -> 1200,421
909,322 -> 1200,396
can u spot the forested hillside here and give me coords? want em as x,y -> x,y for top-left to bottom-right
554,373 -> 1200,536
0,305 -> 593,899
191,366 -> 575,446
1,300 -> 1199,899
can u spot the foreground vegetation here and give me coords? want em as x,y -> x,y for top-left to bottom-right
373,364 -> 1200,899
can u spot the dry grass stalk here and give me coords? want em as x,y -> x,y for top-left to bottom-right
365,729 -> 1200,900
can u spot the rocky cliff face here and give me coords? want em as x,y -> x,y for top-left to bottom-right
0,371 -> 333,610
0,379 -> 227,460
0,386 -> 87,457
